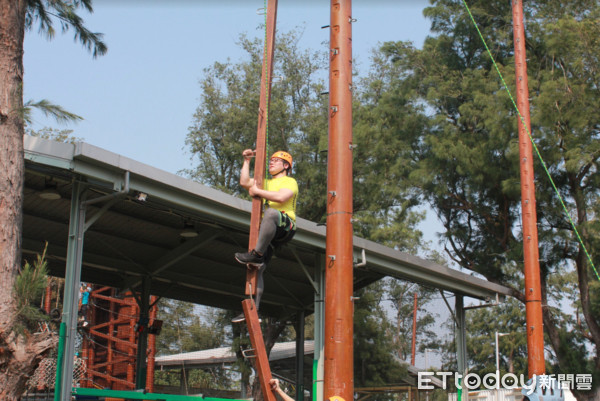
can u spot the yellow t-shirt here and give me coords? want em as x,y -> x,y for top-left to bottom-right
264,176 -> 298,221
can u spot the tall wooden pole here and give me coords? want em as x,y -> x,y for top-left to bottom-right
324,1 -> 354,401
242,5 -> 278,401
511,0 -> 545,377
246,0 -> 278,296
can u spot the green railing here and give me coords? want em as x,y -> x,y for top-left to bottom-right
72,387 -> 246,401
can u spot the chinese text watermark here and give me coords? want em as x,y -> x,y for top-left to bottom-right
418,372 -> 592,394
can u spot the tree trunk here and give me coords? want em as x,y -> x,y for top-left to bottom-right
0,1 -> 58,399
0,331 -> 57,400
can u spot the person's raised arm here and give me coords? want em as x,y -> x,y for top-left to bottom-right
269,379 -> 295,401
240,149 -> 256,189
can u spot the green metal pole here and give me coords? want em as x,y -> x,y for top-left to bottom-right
313,359 -> 318,401
54,322 -> 66,401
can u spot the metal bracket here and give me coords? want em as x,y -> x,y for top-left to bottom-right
241,347 -> 257,359
440,289 -> 459,326
463,293 -> 501,310
353,249 -> 367,268
291,248 -> 319,294
82,171 -> 130,232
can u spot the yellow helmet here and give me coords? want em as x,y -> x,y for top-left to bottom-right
328,396 -> 346,401
270,151 -> 293,169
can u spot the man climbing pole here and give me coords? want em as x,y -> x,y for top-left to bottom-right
233,148 -> 298,323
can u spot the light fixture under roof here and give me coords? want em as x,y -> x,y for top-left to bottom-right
180,222 -> 198,238
39,188 -> 61,200
39,178 -> 61,200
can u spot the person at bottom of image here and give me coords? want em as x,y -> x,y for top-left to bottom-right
270,378 -> 295,401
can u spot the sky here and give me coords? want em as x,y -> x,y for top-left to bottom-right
24,0 -> 432,176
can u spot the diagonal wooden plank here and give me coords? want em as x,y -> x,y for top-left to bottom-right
242,299 -> 277,401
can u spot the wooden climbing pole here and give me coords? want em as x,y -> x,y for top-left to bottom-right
246,0 -> 278,297
511,0 -> 545,377
241,3 -> 278,401
324,1 -> 355,401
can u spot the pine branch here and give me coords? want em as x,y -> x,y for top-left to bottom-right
23,99 -> 83,125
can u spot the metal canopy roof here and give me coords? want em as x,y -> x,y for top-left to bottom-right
23,135 -> 511,319
154,340 -> 316,370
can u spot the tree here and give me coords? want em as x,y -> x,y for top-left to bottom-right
184,30 -> 331,398
444,297 -> 528,377
184,28 -> 330,222
385,280 -> 439,363
0,1 -> 105,398
364,0 -> 599,399
14,243 -> 52,333
186,20 -> 470,397
26,127 -> 84,143
353,281 -> 407,397
154,300 -> 231,391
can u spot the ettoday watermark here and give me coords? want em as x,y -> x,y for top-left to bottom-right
418,372 -> 593,394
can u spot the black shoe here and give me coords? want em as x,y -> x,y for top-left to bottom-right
235,250 -> 264,265
231,313 -> 262,324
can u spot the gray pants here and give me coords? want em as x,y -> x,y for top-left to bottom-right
254,208 -> 296,309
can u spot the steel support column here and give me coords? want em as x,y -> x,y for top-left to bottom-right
296,310 -> 306,401
455,296 -> 467,401
135,275 -> 151,389
324,1 -> 354,400
56,181 -> 86,401
56,173 -> 129,400
313,256 -> 325,401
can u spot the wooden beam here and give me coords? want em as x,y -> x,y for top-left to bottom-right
246,0 -> 278,296
242,299 -> 277,401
